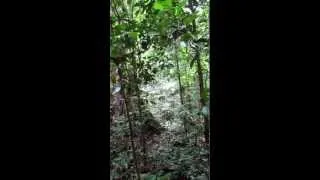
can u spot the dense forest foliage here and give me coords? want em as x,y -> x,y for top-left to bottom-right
110,0 -> 209,179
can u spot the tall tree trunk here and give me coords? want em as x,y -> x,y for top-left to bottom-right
117,64 -> 141,180
175,42 -> 188,137
189,0 -> 209,144
132,52 -> 148,172
196,52 -> 209,144
175,43 -> 184,105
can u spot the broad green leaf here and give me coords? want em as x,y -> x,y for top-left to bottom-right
174,6 -> 183,16
128,32 -> 139,40
111,48 -> 120,57
114,24 -> 126,32
181,32 -> 194,41
183,15 -> 197,25
153,2 -> 164,10
161,0 -> 172,8
153,0 -> 172,11
174,7 -> 179,15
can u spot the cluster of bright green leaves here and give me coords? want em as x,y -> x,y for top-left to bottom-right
153,0 -> 172,10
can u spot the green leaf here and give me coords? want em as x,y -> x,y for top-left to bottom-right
174,6 -> 183,15
183,15 -> 197,25
153,2 -> 164,10
111,48 -> 120,57
114,24 -> 126,32
161,0 -> 172,8
153,0 -> 172,11
181,32 -> 194,41
128,32 -> 139,40
174,7 -> 179,15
